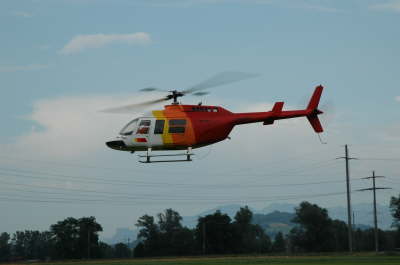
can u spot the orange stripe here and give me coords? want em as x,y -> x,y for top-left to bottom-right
162,106 -> 196,147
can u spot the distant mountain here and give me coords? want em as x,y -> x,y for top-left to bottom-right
261,202 -> 393,230
261,203 -> 296,214
253,211 -> 295,238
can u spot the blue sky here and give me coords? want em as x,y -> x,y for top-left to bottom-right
0,0 -> 400,237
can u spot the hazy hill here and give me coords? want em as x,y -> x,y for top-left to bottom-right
252,211 -> 295,237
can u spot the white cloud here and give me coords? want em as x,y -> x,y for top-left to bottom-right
7,93 -> 165,159
396,96 -> 400,102
60,32 -> 151,54
12,11 -> 33,18
370,1 -> 400,12
0,64 -> 48,72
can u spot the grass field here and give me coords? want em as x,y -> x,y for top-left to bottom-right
9,255 -> 400,265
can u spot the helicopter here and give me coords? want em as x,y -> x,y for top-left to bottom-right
103,72 -> 324,163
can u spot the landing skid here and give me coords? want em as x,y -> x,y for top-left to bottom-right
138,147 -> 194,163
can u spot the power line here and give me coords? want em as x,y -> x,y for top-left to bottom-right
0,190 -> 349,205
0,152 -> 343,184
0,149 -> 334,177
0,176 -> 354,203
0,167 -> 357,190
358,158 -> 400,161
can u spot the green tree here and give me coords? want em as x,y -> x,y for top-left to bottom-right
50,216 -> 102,259
289,201 -> 334,252
98,242 -> 114,259
135,209 -> 195,256
272,232 -> 286,252
196,210 -> 232,254
158,208 -> 183,234
231,206 -> 271,253
133,242 -> 145,257
77,216 -> 103,259
235,206 -> 253,225
390,194 -> 400,248
135,214 -> 160,256
114,243 -> 131,258
390,194 -> 400,228
0,232 -> 11,262
168,227 -> 196,255
157,209 -> 195,255
331,220 -> 348,251
11,230 -> 54,260
136,215 -> 159,242
50,217 -> 80,259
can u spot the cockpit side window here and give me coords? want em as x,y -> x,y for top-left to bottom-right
136,119 -> 151,134
119,118 -> 139,135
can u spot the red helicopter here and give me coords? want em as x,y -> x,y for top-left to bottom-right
104,72 -> 324,163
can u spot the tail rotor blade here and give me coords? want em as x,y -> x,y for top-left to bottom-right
320,100 -> 336,128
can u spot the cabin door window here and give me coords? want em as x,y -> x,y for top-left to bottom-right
154,120 -> 165,134
168,119 -> 186,134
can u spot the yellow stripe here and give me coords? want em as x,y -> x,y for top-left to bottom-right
152,110 -> 173,144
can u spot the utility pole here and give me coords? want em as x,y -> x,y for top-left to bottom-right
358,171 -> 391,253
337,144 -> 356,253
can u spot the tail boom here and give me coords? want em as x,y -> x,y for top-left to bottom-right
233,85 -> 324,134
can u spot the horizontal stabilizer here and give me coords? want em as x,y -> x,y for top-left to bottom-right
263,102 -> 284,125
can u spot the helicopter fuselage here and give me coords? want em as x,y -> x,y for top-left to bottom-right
106,85 -> 324,153
107,104 -> 238,152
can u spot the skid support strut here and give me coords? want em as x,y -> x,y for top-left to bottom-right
187,147 -> 192,161
139,147 -> 194,163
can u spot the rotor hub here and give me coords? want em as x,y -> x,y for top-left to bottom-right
167,90 -> 185,104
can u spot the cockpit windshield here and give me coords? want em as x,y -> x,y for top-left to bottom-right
119,118 -> 139,135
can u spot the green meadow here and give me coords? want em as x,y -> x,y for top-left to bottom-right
10,255 -> 400,265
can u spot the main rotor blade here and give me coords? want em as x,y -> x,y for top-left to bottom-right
139,87 -> 167,92
183,71 -> 259,94
100,97 -> 168,114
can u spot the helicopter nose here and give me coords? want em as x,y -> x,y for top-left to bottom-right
106,140 -> 127,151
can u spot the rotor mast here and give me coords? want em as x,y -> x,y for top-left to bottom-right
168,90 -> 184,105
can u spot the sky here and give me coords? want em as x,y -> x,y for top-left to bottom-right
0,0 -> 400,238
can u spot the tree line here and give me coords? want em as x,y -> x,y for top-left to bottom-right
2,196 -> 400,262
0,216 -> 131,262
